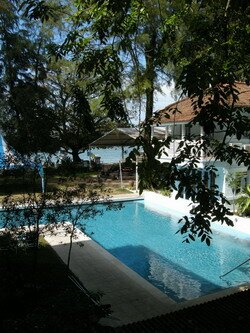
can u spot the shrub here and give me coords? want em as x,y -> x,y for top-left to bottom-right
236,185 -> 250,216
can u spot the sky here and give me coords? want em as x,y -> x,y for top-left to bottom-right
154,81 -> 176,111
130,81 -> 176,125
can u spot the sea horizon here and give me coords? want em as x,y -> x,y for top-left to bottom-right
80,146 -> 133,164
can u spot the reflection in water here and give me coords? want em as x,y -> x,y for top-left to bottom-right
148,253 -> 201,300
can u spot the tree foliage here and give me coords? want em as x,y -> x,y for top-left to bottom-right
236,185 -> 250,216
59,0 -> 175,124
5,0 -> 250,243
0,0 -> 117,162
46,58 -> 117,162
0,0 -> 58,154
142,0 -> 250,242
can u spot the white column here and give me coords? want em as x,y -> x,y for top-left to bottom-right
151,125 -> 154,139
119,160 -> 123,188
200,126 -> 205,160
181,124 -> 185,140
135,157 -> 139,193
165,126 -> 168,139
172,124 -> 176,157
247,168 -> 250,186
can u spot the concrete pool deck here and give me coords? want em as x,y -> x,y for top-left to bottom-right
44,192 -> 250,327
45,226 -> 176,327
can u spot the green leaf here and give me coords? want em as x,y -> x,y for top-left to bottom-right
189,234 -> 195,241
201,234 -> 206,242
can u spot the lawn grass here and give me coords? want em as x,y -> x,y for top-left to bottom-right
0,170 -> 134,203
0,236 -> 111,332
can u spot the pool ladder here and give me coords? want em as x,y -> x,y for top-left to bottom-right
219,258 -> 250,279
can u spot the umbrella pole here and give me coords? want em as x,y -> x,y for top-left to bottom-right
41,175 -> 45,193
119,160 -> 123,188
121,146 -> 124,161
135,157 -> 138,193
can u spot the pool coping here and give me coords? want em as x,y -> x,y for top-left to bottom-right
0,193 -> 144,212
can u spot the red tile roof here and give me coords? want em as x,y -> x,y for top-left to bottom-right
154,82 -> 250,124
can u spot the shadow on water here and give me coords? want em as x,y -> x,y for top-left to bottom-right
109,244 -> 223,303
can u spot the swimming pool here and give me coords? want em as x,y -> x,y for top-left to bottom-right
80,200 -> 250,303
1,199 -> 249,303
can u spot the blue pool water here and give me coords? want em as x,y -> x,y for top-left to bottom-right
80,200 -> 250,302
1,200 -> 249,302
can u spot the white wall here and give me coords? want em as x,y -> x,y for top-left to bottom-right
143,191 -> 250,240
144,190 -> 194,218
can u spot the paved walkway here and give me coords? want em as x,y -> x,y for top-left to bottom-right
45,226 -> 176,327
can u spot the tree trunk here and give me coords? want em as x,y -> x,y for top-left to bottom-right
144,29 -> 157,139
71,148 -> 81,164
67,225 -> 75,271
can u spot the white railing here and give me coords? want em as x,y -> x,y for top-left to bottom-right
159,140 -> 184,160
158,138 -> 250,162
159,140 -> 210,162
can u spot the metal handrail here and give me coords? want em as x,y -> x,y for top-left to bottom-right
68,274 -> 100,306
219,258 -> 250,279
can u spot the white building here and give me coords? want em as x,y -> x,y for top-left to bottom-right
152,82 -> 250,202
